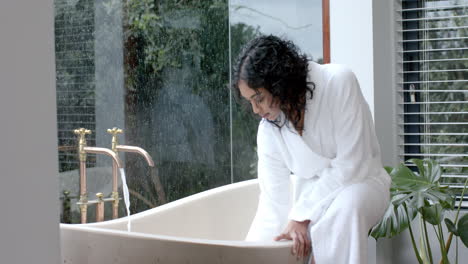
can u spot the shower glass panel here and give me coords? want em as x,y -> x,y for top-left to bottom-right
54,0 -> 324,223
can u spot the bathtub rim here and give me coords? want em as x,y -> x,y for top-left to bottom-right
69,179 -> 259,226
61,224 -> 294,249
60,178 -> 294,249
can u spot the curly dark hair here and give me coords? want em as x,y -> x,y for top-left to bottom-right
231,35 -> 315,132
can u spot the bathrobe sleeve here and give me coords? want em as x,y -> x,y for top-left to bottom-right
288,66 -> 381,224
245,121 -> 291,241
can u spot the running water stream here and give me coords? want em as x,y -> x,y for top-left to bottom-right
119,168 -> 132,232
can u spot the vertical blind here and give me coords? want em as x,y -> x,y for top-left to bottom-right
397,0 -> 468,199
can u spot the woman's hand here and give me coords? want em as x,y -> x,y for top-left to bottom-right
274,220 -> 311,259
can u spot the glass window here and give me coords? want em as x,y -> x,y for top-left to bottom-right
399,0 -> 468,199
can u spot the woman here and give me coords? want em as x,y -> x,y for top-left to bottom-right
231,35 -> 391,264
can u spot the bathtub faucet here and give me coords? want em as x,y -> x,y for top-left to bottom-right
74,128 -> 123,224
107,127 -> 155,219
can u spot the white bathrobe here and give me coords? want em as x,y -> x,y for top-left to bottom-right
245,62 -> 391,264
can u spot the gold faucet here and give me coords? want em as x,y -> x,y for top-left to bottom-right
74,128 -> 123,224
107,127 -> 155,219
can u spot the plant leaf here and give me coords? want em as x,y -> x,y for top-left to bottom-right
384,166 -> 393,175
410,159 -> 426,178
392,193 -> 413,206
420,202 -> 444,225
444,218 -> 458,236
390,163 -> 417,186
426,159 -> 442,183
391,160 -> 453,211
409,159 -> 441,183
374,160 -> 455,244
370,201 -> 417,240
457,214 -> 468,248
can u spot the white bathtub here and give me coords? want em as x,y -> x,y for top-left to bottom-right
60,179 -> 302,264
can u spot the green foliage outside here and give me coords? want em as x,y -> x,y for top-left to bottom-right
411,2 -> 468,190
121,0 -> 260,213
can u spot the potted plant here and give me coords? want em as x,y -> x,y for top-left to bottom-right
370,159 -> 468,264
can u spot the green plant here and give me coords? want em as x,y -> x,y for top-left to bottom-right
370,159 -> 468,264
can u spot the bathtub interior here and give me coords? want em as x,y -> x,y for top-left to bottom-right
82,179 -> 261,241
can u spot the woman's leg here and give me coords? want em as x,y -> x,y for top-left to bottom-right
308,179 -> 389,264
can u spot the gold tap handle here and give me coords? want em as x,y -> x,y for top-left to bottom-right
107,127 -> 123,152
74,128 -> 92,143
74,128 -> 92,161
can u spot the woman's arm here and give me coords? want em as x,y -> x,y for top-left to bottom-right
245,121 -> 292,241
247,122 -> 312,259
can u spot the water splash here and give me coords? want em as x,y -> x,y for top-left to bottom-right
119,168 -> 131,232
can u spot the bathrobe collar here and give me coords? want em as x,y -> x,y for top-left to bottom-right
266,62 -> 331,179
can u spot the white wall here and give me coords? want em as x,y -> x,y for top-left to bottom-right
0,1 -> 60,264
329,0 -> 375,114
371,0 -> 399,263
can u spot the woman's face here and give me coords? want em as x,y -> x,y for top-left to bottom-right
238,79 -> 281,121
